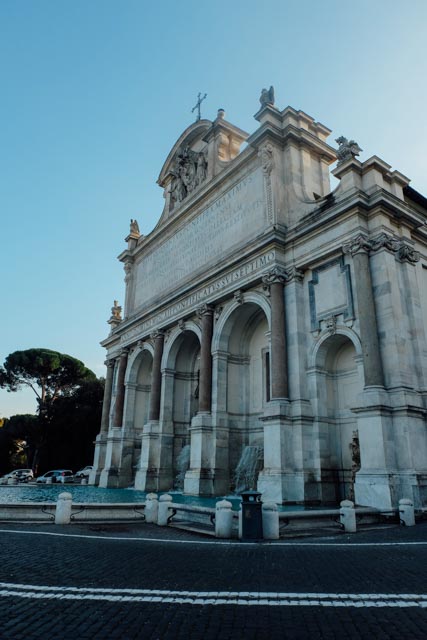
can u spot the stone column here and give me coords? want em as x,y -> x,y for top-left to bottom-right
184,304 -> 214,495
149,331 -> 165,421
89,358 -> 115,486
113,350 -> 129,428
262,268 -> 288,398
100,359 -> 115,434
197,304 -> 214,412
343,235 -> 384,387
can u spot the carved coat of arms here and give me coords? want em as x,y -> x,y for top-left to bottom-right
170,146 -> 208,206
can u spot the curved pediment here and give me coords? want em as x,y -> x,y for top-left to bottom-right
158,119 -> 212,187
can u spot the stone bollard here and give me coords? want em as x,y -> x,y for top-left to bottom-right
81,478 -> 87,485
215,499 -> 233,538
144,493 -> 159,524
55,492 -> 73,525
340,500 -> 356,533
399,498 -> 415,526
46,477 -> 52,484
262,502 -> 279,539
157,494 -> 173,526
7,477 -> 18,485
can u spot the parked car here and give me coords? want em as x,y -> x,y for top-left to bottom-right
36,470 -> 74,484
0,469 -> 33,484
14,469 -> 34,482
75,465 -> 93,479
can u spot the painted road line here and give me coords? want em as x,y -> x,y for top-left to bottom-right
0,528 -> 426,546
0,583 -> 426,607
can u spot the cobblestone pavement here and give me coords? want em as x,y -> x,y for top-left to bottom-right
0,521 -> 425,639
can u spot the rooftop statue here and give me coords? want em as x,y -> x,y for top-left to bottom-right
130,218 -> 140,235
111,300 -> 122,320
259,86 -> 275,107
335,136 -> 363,165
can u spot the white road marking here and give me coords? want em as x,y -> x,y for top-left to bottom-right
0,527 -> 426,546
0,582 -> 425,607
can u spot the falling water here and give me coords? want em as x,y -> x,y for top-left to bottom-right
233,445 -> 264,494
174,444 -> 191,490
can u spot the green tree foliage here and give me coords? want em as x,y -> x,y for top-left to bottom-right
0,349 -> 99,473
0,349 -> 96,406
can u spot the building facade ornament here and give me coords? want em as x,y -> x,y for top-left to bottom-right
395,242 -> 420,264
124,261 -> 132,284
170,146 -> 208,206
262,267 -> 287,289
129,219 -> 140,236
343,233 -> 419,264
233,290 -> 244,305
197,303 -> 214,318
107,300 -> 122,330
325,315 -> 337,334
284,266 -> 305,284
178,319 -> 186,332
335,136 -> 363,165
259,86 -> 275,107
342,233 -> 371,256
259,143 -> 274,224
150,330 -> 164,342
259,143 -> 274,176
369,232 -> 399,253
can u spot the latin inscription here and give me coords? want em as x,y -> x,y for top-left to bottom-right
120,251 -> 275,344
134,169 -> 265,308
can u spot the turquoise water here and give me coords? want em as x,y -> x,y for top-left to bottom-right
0,485 -> 309,511
0,485 -> 240,508
0,485 -> 147,504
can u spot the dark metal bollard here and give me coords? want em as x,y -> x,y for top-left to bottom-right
240,490 -> 263,541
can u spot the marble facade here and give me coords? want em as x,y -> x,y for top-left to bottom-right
90,94 -> 427,509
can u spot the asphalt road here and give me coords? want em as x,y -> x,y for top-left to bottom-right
0,522 -> 425,639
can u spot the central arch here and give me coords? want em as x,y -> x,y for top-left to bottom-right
214,299 -> 270,492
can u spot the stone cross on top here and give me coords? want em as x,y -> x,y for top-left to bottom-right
191,92 -> 207,122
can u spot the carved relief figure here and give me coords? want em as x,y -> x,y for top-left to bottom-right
170,146 -> 208,207
111,300 -> 122,320
335,136 -> 363,165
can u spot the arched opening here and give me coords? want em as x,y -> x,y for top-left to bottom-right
171,330 -> 200,487
315,334 -> 363,503
218,303 -> 269,491
133,350 -> 153,429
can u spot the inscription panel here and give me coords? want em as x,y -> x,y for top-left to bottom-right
134,169 -> 265,309
120,251 -> 275,345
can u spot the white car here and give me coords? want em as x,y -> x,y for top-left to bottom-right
75,466 -> 93,479
1,469 -> 33,483
36,470 -> 74,484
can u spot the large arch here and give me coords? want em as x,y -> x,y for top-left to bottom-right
213,297 -> 270,492
308,329 -> 364,503
161,326 -> 201,489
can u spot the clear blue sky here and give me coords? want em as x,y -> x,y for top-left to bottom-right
1,0 -> 426,417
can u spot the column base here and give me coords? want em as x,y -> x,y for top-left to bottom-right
184,468 -> 214,496
88,433 -> 108,486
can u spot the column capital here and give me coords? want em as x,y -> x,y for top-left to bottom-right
284,266 -> 304,284
150,330 -> 165,341
119,347 -> 129,357
104,358 -> 116,368
262,267 -> 287,288
395,241 -> 420,264
197,303 -> 214,318
343,233 -> 371,256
